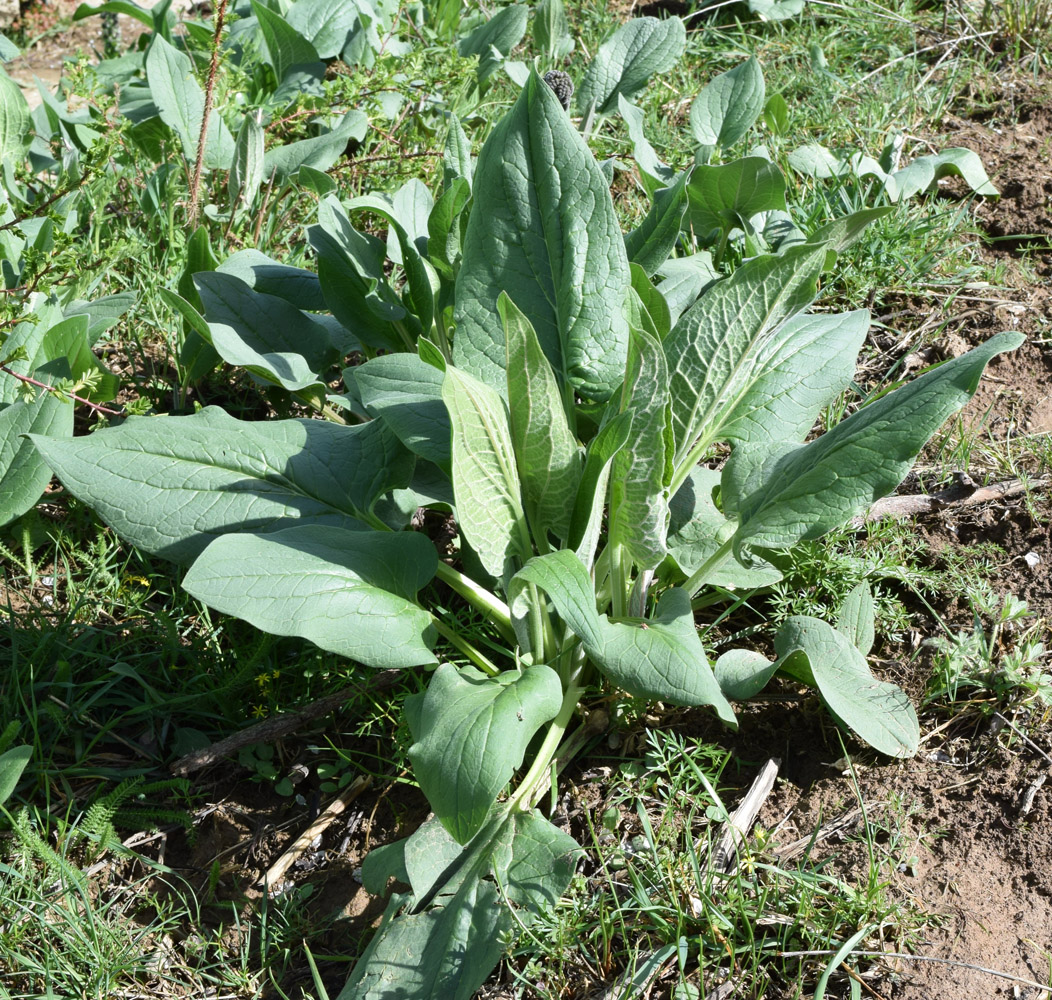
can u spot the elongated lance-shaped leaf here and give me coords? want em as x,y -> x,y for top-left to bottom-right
689,56 -> 765,150
407,663 -> 562,844
609,327 -> 673,572
725,331 -> 1024,552
442,366 -> 530,580
837,581 -> 875,656
576,16 -> 685,117
457,4 -> 528,86
453,69 -> 630,403
719,309 -> 870,446
30,407 -> 414,562
510,551 -> 735,719
500,292 -> 581,542
665,245 -> 826,470
183,526 -> 437,670
354,354 -> 450,470
775,616 -> 918,757
568,411 -> 633,569
0,390 -> 72,529
229,112 -> 264,211
339,810 -> 578,1000
625,171 -> 689,276
145,34 -> 234,169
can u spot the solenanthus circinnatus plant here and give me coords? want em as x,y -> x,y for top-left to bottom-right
30,71 -> 1020,999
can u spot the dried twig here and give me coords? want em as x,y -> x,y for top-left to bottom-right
712,758 -> 780,873
853,474 -> 1048,527
0,364 -> 124,417
260,776 -> 371,890
170,670 -> 403,776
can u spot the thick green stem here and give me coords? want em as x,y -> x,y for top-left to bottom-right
430,618 -> 501,676
508,676 -> 585,812
682,536 -> 735,598
434,561 -> 515,643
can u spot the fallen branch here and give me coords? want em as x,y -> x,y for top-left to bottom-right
260,775 -> 372,891
170,670 -> 403,776
712,757 -> 780,873
854,474 -> 1049,527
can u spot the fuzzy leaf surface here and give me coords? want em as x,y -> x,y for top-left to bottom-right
30,407 -> 412,562
725,332 -> 1024,551
443,366 -> 528,579
775,616 -> 917,756
689,57 -> 765,150
453,70 -> 630,403
183,525 -> 437,669
664,246 -> 825,465
408,663 -> 562,843
576,16 -> 685,116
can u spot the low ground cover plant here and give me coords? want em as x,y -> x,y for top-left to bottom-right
27,63 -> 1020,998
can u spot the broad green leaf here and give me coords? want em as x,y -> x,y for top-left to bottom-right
285,0 -> 361,59
340,809 -> 578,1000
145,35 -> 234,169
714,649 -> 779,700
576,16 -> 685,117
625,172 -> 689,277
718,309 -> 870,446
216,248 -> 325,312
63,292 -> 137,345
443,366 -> 529,580
31,407 -> 412,562
534,0 -> 574,59
0,745 -> 32,806
427,175 -> 471,278
748,0 -> 806,19
35,315 -> 120,404
408,662 -> 562,843
617,96 -> 674,195
442,113 -> 473,189
655,251 -> 720,326
775,616 -> 918,757
687,157 -> 787,243
837,581 -> 875,656
250,0 -> 322,81
689,57 -> 765,150
0,69 -> 31,162
73,0 -> 154,30
183,526 -> 437,669
454,70 -> 630,403
888,147 -> 998,202
360,838 -> 409,895
511,551 -> 735,718
457,4 -> 528,86
726,331 -> 1024,551
628,266 -> 671,340
808,207 -> 893,254
665,468 -> 782,588
229,112 -> 264,211
175,226 -> 221,382
0,391 -> 72,528
609,327 -> 672,571
354,354 -> 451,470
261,109 -> 367,184
763,93 -> 789,135
664,245 -> 826,467
568,411 -> 633,569
500,293 -> 580,542
787,143 -> 850,179
195,272 -> 337,392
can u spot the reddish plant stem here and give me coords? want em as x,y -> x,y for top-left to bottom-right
0,364 -> 124,417
187,0 -> 229,226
